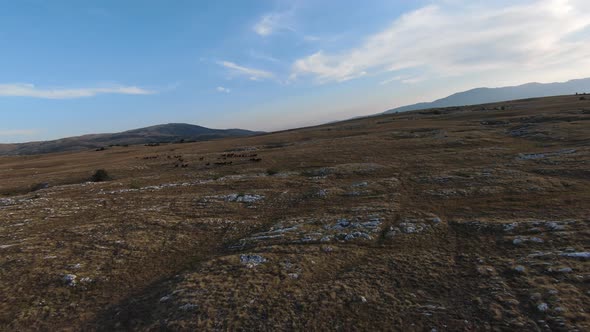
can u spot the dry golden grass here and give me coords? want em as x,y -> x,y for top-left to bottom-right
0,95 -> 589,331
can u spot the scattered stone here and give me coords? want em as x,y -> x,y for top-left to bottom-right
560,252 -> 590,260
0,198 -> 16,206
512,236 -> 544,245
225,194 -> 264,203
344,231 -> 372,241
399,222 -> 425,234
503,223 -> 518,232
537,303 -> 549,312
240,254 -> 267,268
77,277 -> 93,285
179,303 -> 197,311
518,153 -> 546,160
513,265 -> 526,273
320,235 -> 333,242
63,274 -> 77,286
322,246 -> 333,253
545,221 -> 565,231
361,217 -> 382,229
518,149 -> 576,160
332,219 -> 351,230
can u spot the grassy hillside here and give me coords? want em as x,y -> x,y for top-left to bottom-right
0,95 -> 589,331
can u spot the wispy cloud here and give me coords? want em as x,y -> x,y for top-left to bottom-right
253,10 -> 294,36
0,83 -> 154,99
303,35 -> 321,42
292,0 -> 590,83
218,61 -> 274,80
216,86 -> 231,93
249,50 -> 281,63
380,75 -> 426,85
0,129 -> 38,136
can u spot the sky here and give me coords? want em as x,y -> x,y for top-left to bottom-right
1,0 -> 590,143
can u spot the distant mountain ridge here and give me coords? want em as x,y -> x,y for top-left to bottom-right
0,123 -> 262,156
384,78 -> 590,114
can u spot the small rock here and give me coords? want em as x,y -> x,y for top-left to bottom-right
513,265 -> 526,273
344,231 -> 372,241
63,274 -> 77,286
385,228 -> 397,238
545,222 -> 564,231
320,235 -> 333,242
80,277 -> 93,283
225,194 -> 264,203
503,223 -> 517,232
179,303 -> 197,311
336,219 -> 350,228
560,252 -> 590,260
537,303 -> 549,312
240,254 -> 267,267
69,263 -> 82,270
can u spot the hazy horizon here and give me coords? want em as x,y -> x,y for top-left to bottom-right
2,0 -> 590,143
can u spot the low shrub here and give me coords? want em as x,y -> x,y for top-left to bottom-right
31,182 -> 50,192
90,169 -> 111,182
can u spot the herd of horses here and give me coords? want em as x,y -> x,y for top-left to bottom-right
140,152 -> 263,168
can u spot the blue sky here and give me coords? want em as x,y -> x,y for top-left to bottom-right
1,0 -> 590,143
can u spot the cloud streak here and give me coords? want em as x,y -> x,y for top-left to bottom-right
218,61 -> 274,80
291,0 -> 590,83
216,86 -> 231,93
0,83 -> 154,99
253,11 -> 294,36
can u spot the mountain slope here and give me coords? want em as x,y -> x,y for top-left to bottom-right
0,123 -> 262,156
384,77 -> 590,114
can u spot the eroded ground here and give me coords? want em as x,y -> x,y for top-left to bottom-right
1,95 -> 589,331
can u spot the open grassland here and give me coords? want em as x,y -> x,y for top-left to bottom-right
1,95 -> 589,331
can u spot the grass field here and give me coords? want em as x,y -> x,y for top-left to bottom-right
1,95 -> 589,331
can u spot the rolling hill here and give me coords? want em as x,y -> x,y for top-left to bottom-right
0,123 -> 262,156
384,77 -> 590,114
